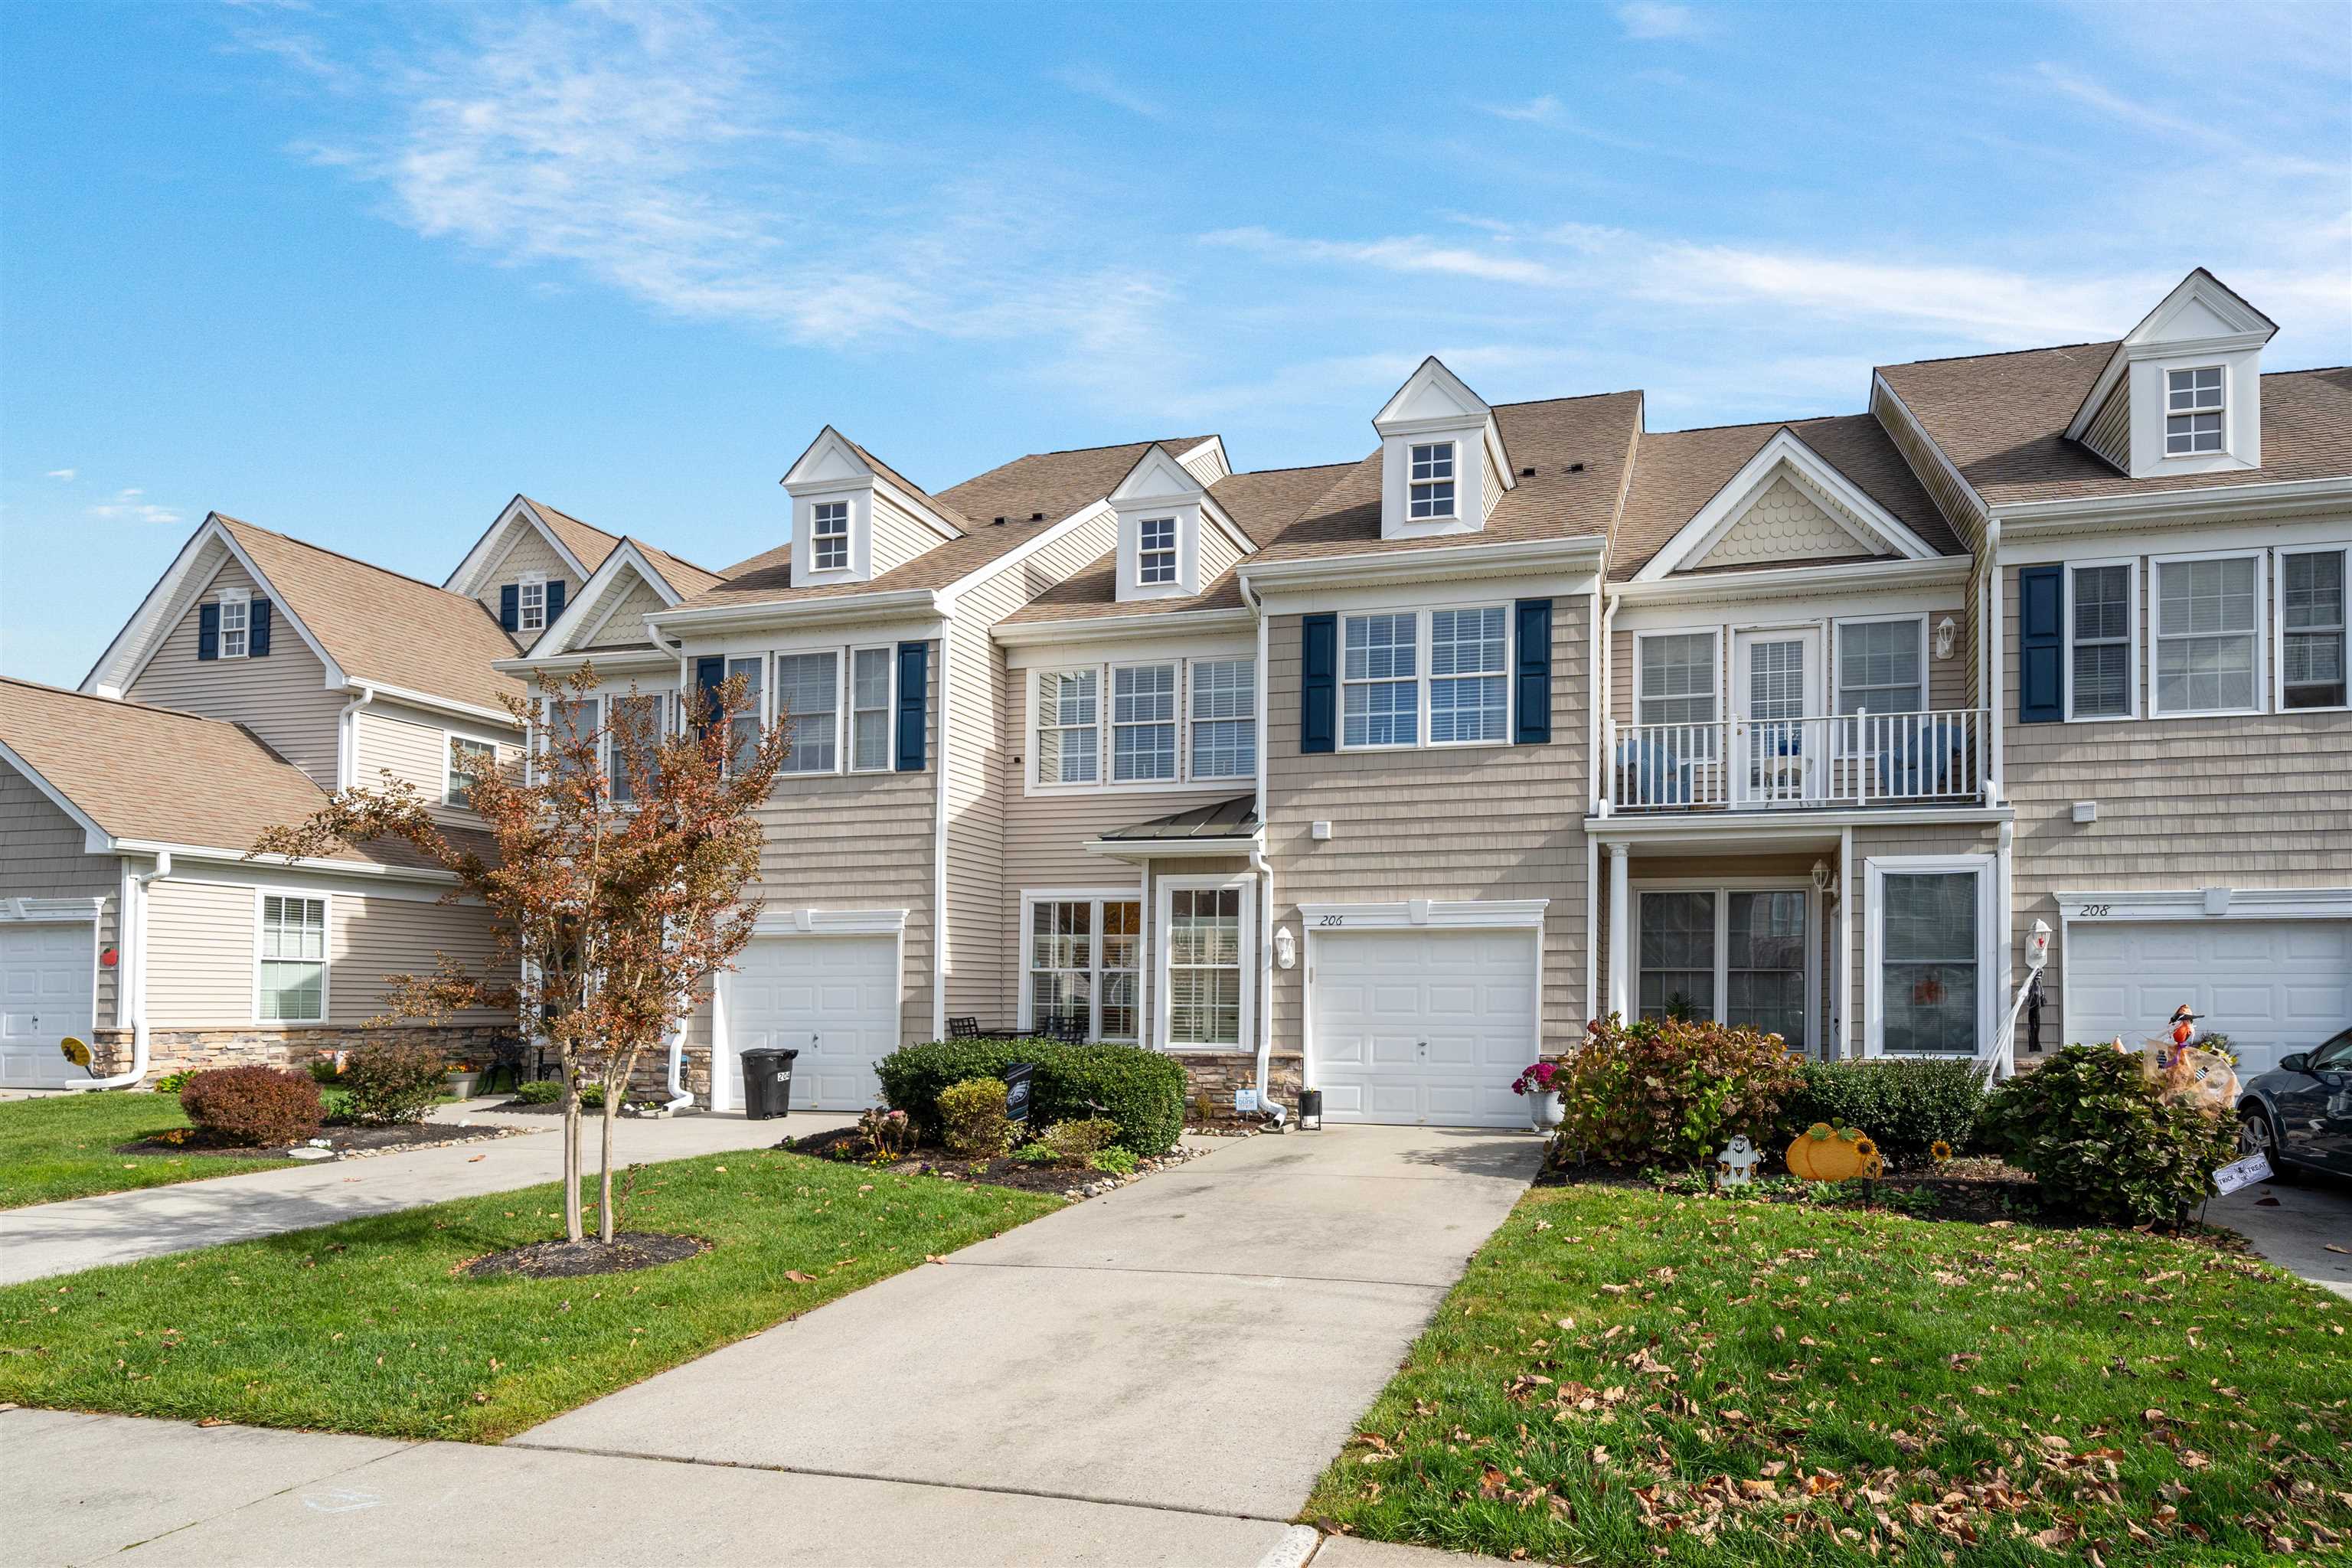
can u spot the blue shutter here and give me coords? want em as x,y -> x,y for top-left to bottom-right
1299,612 -> 1337,754
2018,565 -> 2063,724
197,603 -> 220,661
499,585 -> 520,633
694,655 -> 726,730
896,641 -> 929,772
543,580 -> 566,626
248,599 -> 273,657
1513,598 -> 1552,744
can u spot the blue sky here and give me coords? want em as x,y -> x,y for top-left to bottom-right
5,1 -> 2347,688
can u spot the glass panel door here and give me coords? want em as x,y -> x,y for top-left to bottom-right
1726,891 -> 1808,1050
1733,629 -> 1819,805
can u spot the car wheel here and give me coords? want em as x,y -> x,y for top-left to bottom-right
2236,1104 -> 2296,1183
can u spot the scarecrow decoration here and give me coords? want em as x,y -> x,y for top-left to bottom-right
1785,1123 -> 1883,1182
1716,1134 -> 1763,1187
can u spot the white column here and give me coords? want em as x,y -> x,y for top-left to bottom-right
1606,843 -> 1632,1020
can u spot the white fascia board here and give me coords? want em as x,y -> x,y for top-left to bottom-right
79,516 -> 218,694
1586,805 -> 2013,844
748,906 -> 911,937
1994,475 -> 2352,538
872,474 -> 965,542
1608,553 -> 1971,608
534,541 -> 681,658
87,514 -> 350,696
646,588 -> 946,638
936,500 -> 1117,612
1632,430 -> 1939,583
1084,833 -> 1262,864
445,497 -> 592,597
1870,374 -> 1990,535
350,681 -> 524,730
1173,437 -> 1232,485
1240,535 -> 1606,599
118,838 -> 462,886
995,606 -> 1256,649
493,647 -> 678,678
0,738 -> 115,847
2055,887 -> 2352,921
2064,270 -> 2280,439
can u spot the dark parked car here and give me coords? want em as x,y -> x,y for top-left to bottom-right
2237,1026 -> 2352,1178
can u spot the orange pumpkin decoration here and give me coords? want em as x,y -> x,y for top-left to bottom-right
1785,1124 -> 1882,1181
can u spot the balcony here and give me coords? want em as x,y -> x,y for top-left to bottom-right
1606,708 -> 1991,813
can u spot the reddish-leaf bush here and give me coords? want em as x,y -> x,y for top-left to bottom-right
179,1066 -> 325,1147
1552,1015 -> 1802,1169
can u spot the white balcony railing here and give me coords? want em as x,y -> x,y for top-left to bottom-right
1606,707 -> 1991,812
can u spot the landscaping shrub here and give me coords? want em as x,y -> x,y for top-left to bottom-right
1782,1057 -> 1988,1170
1040,1116 -> 1119,1167
179,1067 -> 323,1147
877,1039 -> 1187,1155
1551,1015 -> 1800,1169
306,1059 -> 341,1084
339,1041 -> 447,1125
1975,1044 -> 2237,1225
1010,1142 -> 1057,1166
513,1080 -> 562,1104
149,1071 -> 191,1096
939,1078 -> 1014,1158
1089,1146 -> 1138,1177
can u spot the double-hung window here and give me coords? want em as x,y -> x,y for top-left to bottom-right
1036,669 -> 1100,785
2066,563 -> 2135,719
811,501 -> 850,571
2165,367 -> 2224,456
446,735 -> 495,808
257,893 -> 327,1023
1138,518 -> 1177,585
1407,443 -> 1455,518
517,577 -> 547,632
1188,659 -> 1255,779
1025,896 -> 1142,1040
849,647 -> 893,769
1165,886 -> 1243,1047
1834,619 -> 1923,717
217,593 -> 250,658
546,697 -> 596,782
773,652 -> 838,773
2279,547 -> 2347,710
1112,665 -> 1178,782
1429,606 -> 1508,743
1341,612 -> 1419,746
606,694 -> 662,802
2154,554 -> 2262,715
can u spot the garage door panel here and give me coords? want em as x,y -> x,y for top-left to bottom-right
2067,919 -> 2350,1076
1311,925 -> 1538,1128
0,921 -> 97,1089
722,933 -> 900,1112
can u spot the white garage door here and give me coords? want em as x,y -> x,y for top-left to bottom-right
1311,928 -> 1538,1127
2066,919 -> 2352,1075
719,933 -> 900,1112
1,921 -> 98,1089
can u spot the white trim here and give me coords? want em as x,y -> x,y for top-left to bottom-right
2060,557 -> 2141,722
2148,547 -> 2267,718
1015,887 -> 1146,1041
444,496 -> 595,596
1025,654 -> 1259,795
529,540 -> 690,658
1632,429 -> 1942,583
1861,853 -> 1996,1060
1335,604 -> 1512,753
995,607 -> 1256,650
846,643 -> 899,773
2055,887 -> 2352,923
1628,877 -> 1821,1054
1240,536 -> 1605,599
1631,624 -> 1721,728
92,515 -> 350,697
251,886 -> 331,1026
440,730 -> 499,809
1586,805 -> 2013,844
1155,872 -> 1257,1053
649,587 -> 946,637
2061,269 -> 2277,444
351,681 -> 521,730
0,896 -> 107,923
1084,830 -> 1260,864
1870,373 -> 1991,536
0,739 -> 114,845
1608,554 -> 1971,609
1296,898 -> 1549,932
514,572 -> 550,635
2275,542 -> 2352,714
746,906 -> 910,937
1993,474 -> 2352,531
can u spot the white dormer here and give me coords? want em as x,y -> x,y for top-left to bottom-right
1108,443 -> 1254,603
779,425 -> 963,587
2066,269 -> 2277,479
1373,357 -> 1514,540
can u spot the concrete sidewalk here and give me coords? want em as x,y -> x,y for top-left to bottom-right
2209,1174 -> 2352,1298
0,1106 -> 851,1285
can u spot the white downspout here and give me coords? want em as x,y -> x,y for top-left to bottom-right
82,851 -> 168,1090
334,683 -> 377,790
1242,574 -> 1285,1126
932,632 -> 950,1042
662,1014 -> 694,1112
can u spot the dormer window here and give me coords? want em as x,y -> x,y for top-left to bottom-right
812,501 -> 851,571
1409,443 -> 1456,518
2165,368 -> 2224,456
1138,518 -> 1178,585
217,591 -> 250,658
517,575 -> 547,632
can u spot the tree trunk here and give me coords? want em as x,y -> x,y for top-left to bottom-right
561,1062 -> 583,1243
598,1085 -> 619,1244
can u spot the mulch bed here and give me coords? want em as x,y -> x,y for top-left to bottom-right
782,1125 -> 1201,1197
116,1121 -> 515,1161
459,1230 -> 710,1279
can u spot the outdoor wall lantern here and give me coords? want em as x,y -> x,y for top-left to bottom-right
1933,616 -> 1958,661
1810,858 -> 1834,897
1274,926 -> 1297,969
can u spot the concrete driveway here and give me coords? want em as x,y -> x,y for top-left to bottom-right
514,1125 -> 1540,1521
2209,1172 -> 2352,1298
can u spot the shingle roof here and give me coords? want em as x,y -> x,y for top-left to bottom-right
1878,348 -> 2352,507
1609,413 -> 1963,581
675,438 -> 1216,614
844,442 -> 969,531
0,678 -> 458,871
1247,393 -> 1645,565
215,517 -> 528,713
520,500 -> 724,596
1001,462 -> 1358,626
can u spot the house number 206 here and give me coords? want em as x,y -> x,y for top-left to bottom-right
1318,914 -> 1345,927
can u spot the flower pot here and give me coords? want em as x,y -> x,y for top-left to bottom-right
1527,1089 -> 1564,1132
445,1070 -> 482,1099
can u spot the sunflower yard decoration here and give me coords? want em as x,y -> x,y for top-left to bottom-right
1785,1122 -> 1883,1182
58,1036 -> 93,1073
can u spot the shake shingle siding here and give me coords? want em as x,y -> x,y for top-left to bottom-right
475,527 -> 581,630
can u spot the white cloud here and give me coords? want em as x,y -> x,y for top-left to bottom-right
1484,94 -> 1563,124
1049,65 -> 1165,119
86,488 -> 181,524
44,469 -> 75,481
1616,4 -> 1708,41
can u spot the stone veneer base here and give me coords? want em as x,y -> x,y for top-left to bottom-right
91,1025 -> 514,1085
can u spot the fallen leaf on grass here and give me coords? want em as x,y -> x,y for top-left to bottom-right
783,1270 -> 816,1283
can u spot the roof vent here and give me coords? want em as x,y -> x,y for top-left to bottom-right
993,515 -> 1007,526
1566,462 -> 1585,473
1519,466 -> 1536,478
1030,511 -> 1044,521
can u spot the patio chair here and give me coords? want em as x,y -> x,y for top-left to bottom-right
1615,733 -> 1690,806
947,1016 -> 982,1040
482,1035 -> 531,1096
1044,1011 -> 1088,1045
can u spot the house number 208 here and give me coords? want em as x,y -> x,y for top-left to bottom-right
2079,904 -> 2110,917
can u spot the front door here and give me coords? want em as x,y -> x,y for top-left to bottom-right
1732,629 -> 1821,806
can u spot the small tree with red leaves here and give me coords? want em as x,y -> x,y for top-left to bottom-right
253,667 -> 786,1244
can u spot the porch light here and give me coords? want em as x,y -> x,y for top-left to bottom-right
1933,616 -> 1958,661
1296,1089 -> 1324,1131
1810,858 -> 1834,896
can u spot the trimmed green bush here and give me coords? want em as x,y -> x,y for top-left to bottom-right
339,1040 -> 447,1125
1040,1116 -> 1119,1167
1975,1044 -> 2237,1225
1782,1057 -> 1988,1171
1089,1145 -> 1138,1176
512,1080 -> 562,1105
938,1078 -> 1014,1159
877,1038 -> 1187,1155
181,1067 -> 323,1148
1553,1015 -> 1800,1169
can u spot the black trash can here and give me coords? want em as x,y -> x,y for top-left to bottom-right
739,1046 -> 799,1120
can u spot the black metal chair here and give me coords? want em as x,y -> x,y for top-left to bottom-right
1044,1010 -> 1088,1045
482,1035 -> 531,1096
948,1016 -> 982,1040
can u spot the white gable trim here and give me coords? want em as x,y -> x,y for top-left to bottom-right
0,737 -> 116,850
81,514 -> 348,699
784,426 -> 962,543
1632,430 -> 1940,583
2064,269 -> 2278,442
443,497 -> 594,599
1109,445 -> 1256,554
1373,356 -> 1515,492
530,540 -> 685,657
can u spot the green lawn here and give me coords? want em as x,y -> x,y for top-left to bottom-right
0,1148 -> 1059,1441
0,1091 -> 296,1209
1310,1184 -> 2351,1565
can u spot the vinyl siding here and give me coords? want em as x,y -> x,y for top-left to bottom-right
2000,560 -> 2352,1048
325,893 -> 510,1026
1847,820 -> 2001,1060
125,557 -> 346,788
1196,519 -> 1246,586
578,575 -> 669,648
1267,594 -> 1594,1056
1177,443 -> 1228,490
477,527 -> 581,632
0,762 -> 121,1026
871,493 -> 949,580
1610,604 -> 1969,727
942,511 -> 1123,1024
2080,381 -> 2132,473
352,702 -> 520,828
143,878 -> 255,1027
